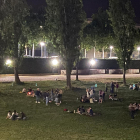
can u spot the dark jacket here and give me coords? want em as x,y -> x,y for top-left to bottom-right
35,90 -> 41,96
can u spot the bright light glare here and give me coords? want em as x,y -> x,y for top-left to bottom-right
90,59 -> 96,65
52,59 -> 58,66
110,46 -> 113,49
137,47 -> 140,51
40,42 -> 45,46
6,59 -> 12,65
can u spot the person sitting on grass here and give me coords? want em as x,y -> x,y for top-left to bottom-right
27,90 -> 35,97
80,95 -> 89,103
55,92 -> 60,106
109,94 -> 118,101
128,103 -> 135,120
28,87 -> 32,92
20,112 -> 26,120
77,106 -> 81,114
99,90 -> 103,103
22,88 -> 26,93
80,106 -> 85,114
11,110 -> 19,120
134,84 -> 138,91
90,89 -> 94,98
87,107 -> 95,116
86,88 -> 90,98
58,89 -> 63,103
6,111 -> 12,119
129,84 -> 133,89
50,89 -> 54,102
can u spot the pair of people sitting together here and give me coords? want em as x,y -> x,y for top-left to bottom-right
6,110 -> 26,120
129,84 -> 139,91
77,106 -> 95,116
109,94 -> 118,101
22,87 -> 35,97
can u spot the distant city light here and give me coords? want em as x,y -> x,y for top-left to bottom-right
90,59 -> 96,65
52,59 -> 58,66
6,59 -> 12,65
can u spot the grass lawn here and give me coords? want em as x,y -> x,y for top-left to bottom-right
0,79 -> 140,140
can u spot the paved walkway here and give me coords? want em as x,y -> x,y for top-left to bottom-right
0,74 -> 140,82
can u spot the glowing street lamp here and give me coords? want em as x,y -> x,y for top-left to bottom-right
6,59 -> 12,66
137,47 -> 140,59
90,59 -> 96,66
40,42 -> 45,58
52,59 -> 58,66
110,46 -> 113,58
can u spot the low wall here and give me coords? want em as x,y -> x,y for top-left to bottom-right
61,69 -> 140,75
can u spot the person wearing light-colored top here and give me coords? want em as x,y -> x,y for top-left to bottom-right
86,88 -> 90,98
6,111 -> 12,119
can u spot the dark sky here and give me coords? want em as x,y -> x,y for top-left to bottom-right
27,0 -> 140,21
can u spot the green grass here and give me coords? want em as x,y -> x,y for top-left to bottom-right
0,79 -> 140,140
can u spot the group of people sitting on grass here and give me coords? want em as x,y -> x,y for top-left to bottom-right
128,102 -> 140,120
80,88 -> 97,103
22,87 -> 63,106
129,83 -> 140,91
6,110 -> 26,120
80,82 -> 120,104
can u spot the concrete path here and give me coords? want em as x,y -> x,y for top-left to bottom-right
0,74 -> 140,82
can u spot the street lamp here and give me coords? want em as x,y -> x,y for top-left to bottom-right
52,59 -> 58,66
6,59 -> 12,67
137,47 -> 140,59
110,46 -> 113,58
40,42 -> 45,58
90,59 -> 96,66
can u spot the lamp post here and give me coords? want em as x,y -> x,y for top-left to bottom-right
90,59 -> 96,66
40,42 -> 45,58
110,46 -> 113,58
52,59 -> 59,74
6,59 -> 12,67
137,47 -> 140,59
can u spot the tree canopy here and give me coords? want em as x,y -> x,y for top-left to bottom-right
45,0 -> 85,88
108,0 -> 136,85
0,0 -> 29,83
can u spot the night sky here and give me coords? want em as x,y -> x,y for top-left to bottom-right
27,0 -> 140,21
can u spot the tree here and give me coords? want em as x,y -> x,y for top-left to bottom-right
108,0 -> 135,85
45,0 -> 85,88
82,9 -> 114,59
0,0 -> 29,83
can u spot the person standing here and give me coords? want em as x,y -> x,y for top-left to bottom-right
115,82 -> 119,92
46,95 -> 49,106
59,89 -> 63,103
110,82 -> 115,93
105,83 -> 108,93
86,88 -> 90,98
35,88 -> 42,103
